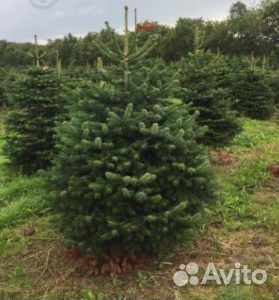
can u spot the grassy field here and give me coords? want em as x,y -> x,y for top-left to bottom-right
0,114 -> 278,300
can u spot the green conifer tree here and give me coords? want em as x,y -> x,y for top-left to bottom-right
0,68 -> 19,107
4,37 -> 66,173
4,67 -> 65,173
47,7 -> 216,256
268,69 -> 279,107
231,60 -> 275,120
0,68 -> 5,106
0,82 -> 5,107
179,51 -> 241,146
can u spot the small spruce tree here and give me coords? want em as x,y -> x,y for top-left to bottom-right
4,37 -> 66,173
179,51 -> 241,146
0,83 -> 4,107
4,67 -> 65,173
0,68 -> 19,107
0,68 -> 5,106
47,7 -> 216,256
268,69 -> 279,107
231,61 -> 275,120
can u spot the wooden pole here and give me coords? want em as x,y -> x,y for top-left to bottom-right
124,6 -> 129,88
262,54 -> 266,69
56,50 -> 61,77
134,8 -> 138,51
97,57 -> 103,71
250,51 -> 255,70
124,6 -> 129,60
34,34 -> 40,67
134,8 -> 138,32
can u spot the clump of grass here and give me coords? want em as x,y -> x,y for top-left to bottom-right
0,192 -> 48,229
230,150 -> 275,192
231,118 -> 279,150
0,158 -> 49,229
0,127 -> 49,228
0,172 -> 51,227
81,287 -> 105,300
217,285 -> 253,300
0,176 -> 44,207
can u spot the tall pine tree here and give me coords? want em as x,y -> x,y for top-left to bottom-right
47,7 -> 216,256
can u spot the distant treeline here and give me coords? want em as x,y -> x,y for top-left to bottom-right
0,0 -> 278,68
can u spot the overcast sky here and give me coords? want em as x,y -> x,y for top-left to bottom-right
0,0 -> 260,43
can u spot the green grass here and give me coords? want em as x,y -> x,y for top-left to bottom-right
0,125 -> 49,229
216,286 -> 253,300
231,118 -> 279,150
0,176 -> 45,206
0,168 -> 49,230
0,192 -> 48,229
209,118 -> 279,230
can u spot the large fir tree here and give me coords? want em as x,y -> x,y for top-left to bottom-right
47,8 -> 216,256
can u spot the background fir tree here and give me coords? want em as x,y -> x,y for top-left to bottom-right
62,58 -> 106,108
47,7 -> 216,256
4,36 -> 68,174
0,68 -> 6,107
231,61 -> 275,120
4,67 -> 65,174
0,68 -> 20,107
178,51 -> 241,146
266,69 -> 279,109
0,81 -> 4,107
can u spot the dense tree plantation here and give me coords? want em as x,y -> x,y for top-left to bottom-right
0,1 -> 278,300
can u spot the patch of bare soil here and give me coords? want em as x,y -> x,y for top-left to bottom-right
255,178 -> 279,204
210,150 -> 238,169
